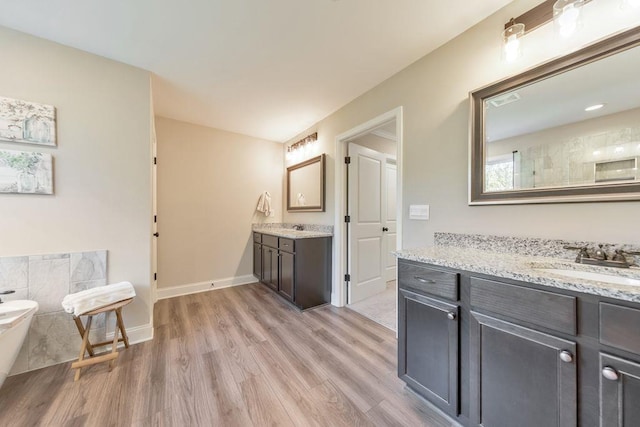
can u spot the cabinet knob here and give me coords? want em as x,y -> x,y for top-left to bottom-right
559,350 -> 573,363
602,366 -> 619,381
447,311 -> 456,320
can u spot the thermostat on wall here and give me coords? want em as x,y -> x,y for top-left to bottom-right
409,205 -> 429,220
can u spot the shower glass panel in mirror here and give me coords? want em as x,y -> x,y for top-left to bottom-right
470,26 -> 640,204
486,46 -> 640,192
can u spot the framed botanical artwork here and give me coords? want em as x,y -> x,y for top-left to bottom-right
0,96 -> 56,146
0,149 -> 53,194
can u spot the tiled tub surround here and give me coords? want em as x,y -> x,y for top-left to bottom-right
395,233 -> 640,303
0,250 -> 107,374
252,223 -> 333,239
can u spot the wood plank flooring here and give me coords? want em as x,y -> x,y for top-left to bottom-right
0,283 -> 456,427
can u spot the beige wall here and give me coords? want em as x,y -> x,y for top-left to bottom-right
155,117 -> 283,289
282,0 -> 640,246
0,26 -> 153,328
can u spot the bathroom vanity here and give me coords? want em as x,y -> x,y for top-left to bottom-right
252,226 -> 332,310
396,235 -> 640,427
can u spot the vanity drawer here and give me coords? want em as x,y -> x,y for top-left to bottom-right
470,277 -> 577,335
398,260 -> 459,301
253,232 -> 262,243
262,234 -> 278,248
279,238 -> 295,252
600,303 -> 640,355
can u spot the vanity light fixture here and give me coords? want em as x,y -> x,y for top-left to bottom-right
502,19 -> 525,62
501,0 -> 593,61
286,132 -> 318,161
585,103 -> 604,111
554,0 -> 585,38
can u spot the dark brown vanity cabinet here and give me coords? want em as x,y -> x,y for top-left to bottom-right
599,303 -> 640,427
398,260 -> 460,417
469,277 -> 578,427
398,258 -> 640,427
252,232 -> 331,310
469,312 -> 577,427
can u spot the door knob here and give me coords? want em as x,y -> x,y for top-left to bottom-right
602,366 -> 619,381
153,232 -> 159,237
447,311 -> 456,320
559,350 -> 573,363
382,227 -> 389,232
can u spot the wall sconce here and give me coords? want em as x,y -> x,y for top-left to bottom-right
554,0 -> 584,38
286,132 -> 318,162
502,19 -> 525,62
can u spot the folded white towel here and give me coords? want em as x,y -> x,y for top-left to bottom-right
61,282 -> 136,316
256,191 -> 272,216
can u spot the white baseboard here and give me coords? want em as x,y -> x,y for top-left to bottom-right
106,322 -> 154,345
156,274 -> 256,300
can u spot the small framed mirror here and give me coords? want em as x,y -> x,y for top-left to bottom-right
287,154 -> 325,212
470,26 -> 640,204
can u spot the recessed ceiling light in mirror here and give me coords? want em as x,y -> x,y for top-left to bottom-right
585,103 -> 605,111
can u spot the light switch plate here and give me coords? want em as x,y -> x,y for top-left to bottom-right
409,204 -> 429,220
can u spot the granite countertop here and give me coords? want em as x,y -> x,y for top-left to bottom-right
395,246 -> 640,303
252,227 -> 333,239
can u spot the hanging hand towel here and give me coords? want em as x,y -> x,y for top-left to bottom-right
256,191 -> 272,216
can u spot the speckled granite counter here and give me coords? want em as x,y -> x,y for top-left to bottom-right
395,246 -> 640,303
252,223 -> 332,239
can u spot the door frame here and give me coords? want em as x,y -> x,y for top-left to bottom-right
333,106 -> 403,307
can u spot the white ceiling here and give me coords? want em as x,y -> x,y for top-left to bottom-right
0,0 -> 512,142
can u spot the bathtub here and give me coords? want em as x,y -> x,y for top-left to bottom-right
0,300 -> 39,388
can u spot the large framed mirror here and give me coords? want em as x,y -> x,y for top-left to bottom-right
287,154 -> 325,212
470,26 -> 640,204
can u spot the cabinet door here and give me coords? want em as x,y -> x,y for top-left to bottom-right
253,243 -> 262,280
600,353 -> 640,427
279,251 -> 294,301
261,246 -> 277,290
470,312 -> 577,427
398,289 -> 459,416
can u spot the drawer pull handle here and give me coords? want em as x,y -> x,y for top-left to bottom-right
602,366 -> 619,381
414,276 -> 436,284
559,350 -> 573,363
447,311 -> 456,320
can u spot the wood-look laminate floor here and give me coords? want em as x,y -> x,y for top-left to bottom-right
0,283 -> 456,427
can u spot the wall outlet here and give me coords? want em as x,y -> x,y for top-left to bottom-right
210,282 -> 215,287
269,210 -> 275,217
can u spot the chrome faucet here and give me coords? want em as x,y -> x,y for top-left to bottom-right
0,290 -> 15,304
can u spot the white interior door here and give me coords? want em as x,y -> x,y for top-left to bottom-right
384,159 -> 397,282
348,144 -> 387,304
151,117 -> 158,303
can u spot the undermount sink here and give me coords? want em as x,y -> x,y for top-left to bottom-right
536,268 -> 640,287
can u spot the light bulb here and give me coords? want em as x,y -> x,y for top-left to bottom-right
553,0 -> 583,39
501,22 -> 525,63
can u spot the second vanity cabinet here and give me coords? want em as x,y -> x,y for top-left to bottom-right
253,231 -> 331,310
398,258 -> 640,427
398,260 -> 460,417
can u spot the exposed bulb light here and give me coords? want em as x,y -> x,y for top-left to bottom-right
615,146 -> 624,153
502,20 -> 525,63
585,103 -> 604,111
286,132 -> 318,162
593,150 -> 601,156
554,0 -> 584,38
